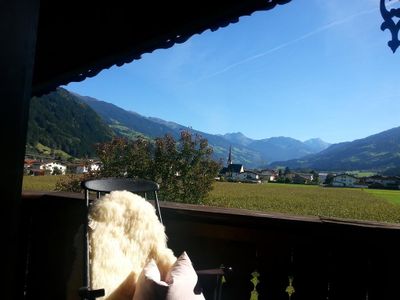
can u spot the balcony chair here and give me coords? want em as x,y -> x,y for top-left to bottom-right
78,177 -> 229,300
79,177 -> 162,300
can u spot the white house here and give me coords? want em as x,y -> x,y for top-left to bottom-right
238,170 -> 261,182
331,174 -> 358,187
260,169 -> 277,182
76,161 -> 102,174
220,163 -> 244,180
318,173 -> 329,184
291,173 -> 313,184
42,162 -> 67,175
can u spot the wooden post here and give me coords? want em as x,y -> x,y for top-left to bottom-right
0,0 -> 40,298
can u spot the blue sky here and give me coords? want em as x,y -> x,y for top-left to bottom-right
65,0 -> 400,144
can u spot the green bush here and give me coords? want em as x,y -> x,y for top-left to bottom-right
55,172 -> 99,193
95,131 -> 220,204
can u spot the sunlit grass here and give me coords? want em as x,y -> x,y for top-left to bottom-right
22,176 -> 400,223
22,175 -> 60,191
204,182 -> 400,223
363,189 -> 400,205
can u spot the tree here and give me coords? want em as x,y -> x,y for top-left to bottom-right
59,131 -> 220,204
311,170 -> 319,184
324,173 -> 335,185
96,137 -> 130,177
55,172 -> 99,192
152,131 -> 220,203
170,131 -> 220,203
284,167 -> 291,176
52,166 -> 62,175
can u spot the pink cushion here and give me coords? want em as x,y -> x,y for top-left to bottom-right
133,252 -> 205,300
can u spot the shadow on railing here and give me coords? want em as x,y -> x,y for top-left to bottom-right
21,192 -> 400,300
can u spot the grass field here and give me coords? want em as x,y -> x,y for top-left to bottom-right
23,175 -> 60,191
204,182 -> 400,223
23,176 -> 400,223
363,188 -> 400,205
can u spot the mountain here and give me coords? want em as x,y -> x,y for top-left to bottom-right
27,88 -> 113,157
74,94 -> 181,140
76,95 -> 266,167
26,88 -> 400,172
249,137 -> 326,162
271,127 -> 400,172
221,132 -> 254,146
303,138 -> 331,153
30,88 -> 329,167
222,135 -> 330,163
77,94 -> 331,167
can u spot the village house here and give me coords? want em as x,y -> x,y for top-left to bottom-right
75,161 -> 102,174
24,159 -> 36,169
283,172 -> 313,184
365,175 -> 400,189
27,161 -> 47,176
220,163 -> 245,181
260,169 -> 277,182
331,174 -> 359,187
24,159 -> 37,174
292,173 -> 313,184
42,162 -> 67,175
318,172 -> 330,185
27,162 -> 45,176
237,170 -> 261,183
24,160 -> 67,175
219,146 -> 245,181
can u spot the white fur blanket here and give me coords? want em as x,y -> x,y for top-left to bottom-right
67,190 -> 176,300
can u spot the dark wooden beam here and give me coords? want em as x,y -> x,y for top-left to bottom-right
0,0 -> 40,298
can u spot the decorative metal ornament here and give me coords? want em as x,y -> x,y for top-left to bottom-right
285,276 -> 295,299
380,0 -> 400,52
250,270 -> 260,300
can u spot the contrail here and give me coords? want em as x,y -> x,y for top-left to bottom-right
195,4 -> 386,82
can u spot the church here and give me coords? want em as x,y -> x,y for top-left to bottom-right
219,146 -> 244,180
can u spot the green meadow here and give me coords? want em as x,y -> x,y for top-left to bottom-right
204,182 -> 400,223
23,175 -> 60,191
363,188 -> 400,205
23,176 -> 400,223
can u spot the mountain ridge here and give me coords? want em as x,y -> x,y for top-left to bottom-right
27,88 -> 114,157
28,88 -> 400,172
271,126 -> 400,171
75,90 -> 329,167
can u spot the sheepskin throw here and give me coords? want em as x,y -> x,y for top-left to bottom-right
67,190 -> 176,300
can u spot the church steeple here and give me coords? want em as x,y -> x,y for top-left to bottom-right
227,146 -> 232,166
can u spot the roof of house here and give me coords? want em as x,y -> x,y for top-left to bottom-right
227,164 -> 244,173
242,170 -> 259,175
24,159 -> 37,165
333,173 -> 358,179
32,0 -> 291,96
220,163 -> 244,174
293,173 -> 311,179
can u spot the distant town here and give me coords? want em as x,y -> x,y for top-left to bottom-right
24,158 -> 101,176
217,147 -> 400,189
25,146 -> 400,191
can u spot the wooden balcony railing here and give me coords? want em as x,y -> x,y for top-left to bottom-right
21,192 -> 400,300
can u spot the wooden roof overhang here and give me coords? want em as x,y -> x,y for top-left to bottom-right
33,0 -> 290,96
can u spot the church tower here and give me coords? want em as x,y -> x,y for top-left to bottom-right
227,146 -> 232,166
